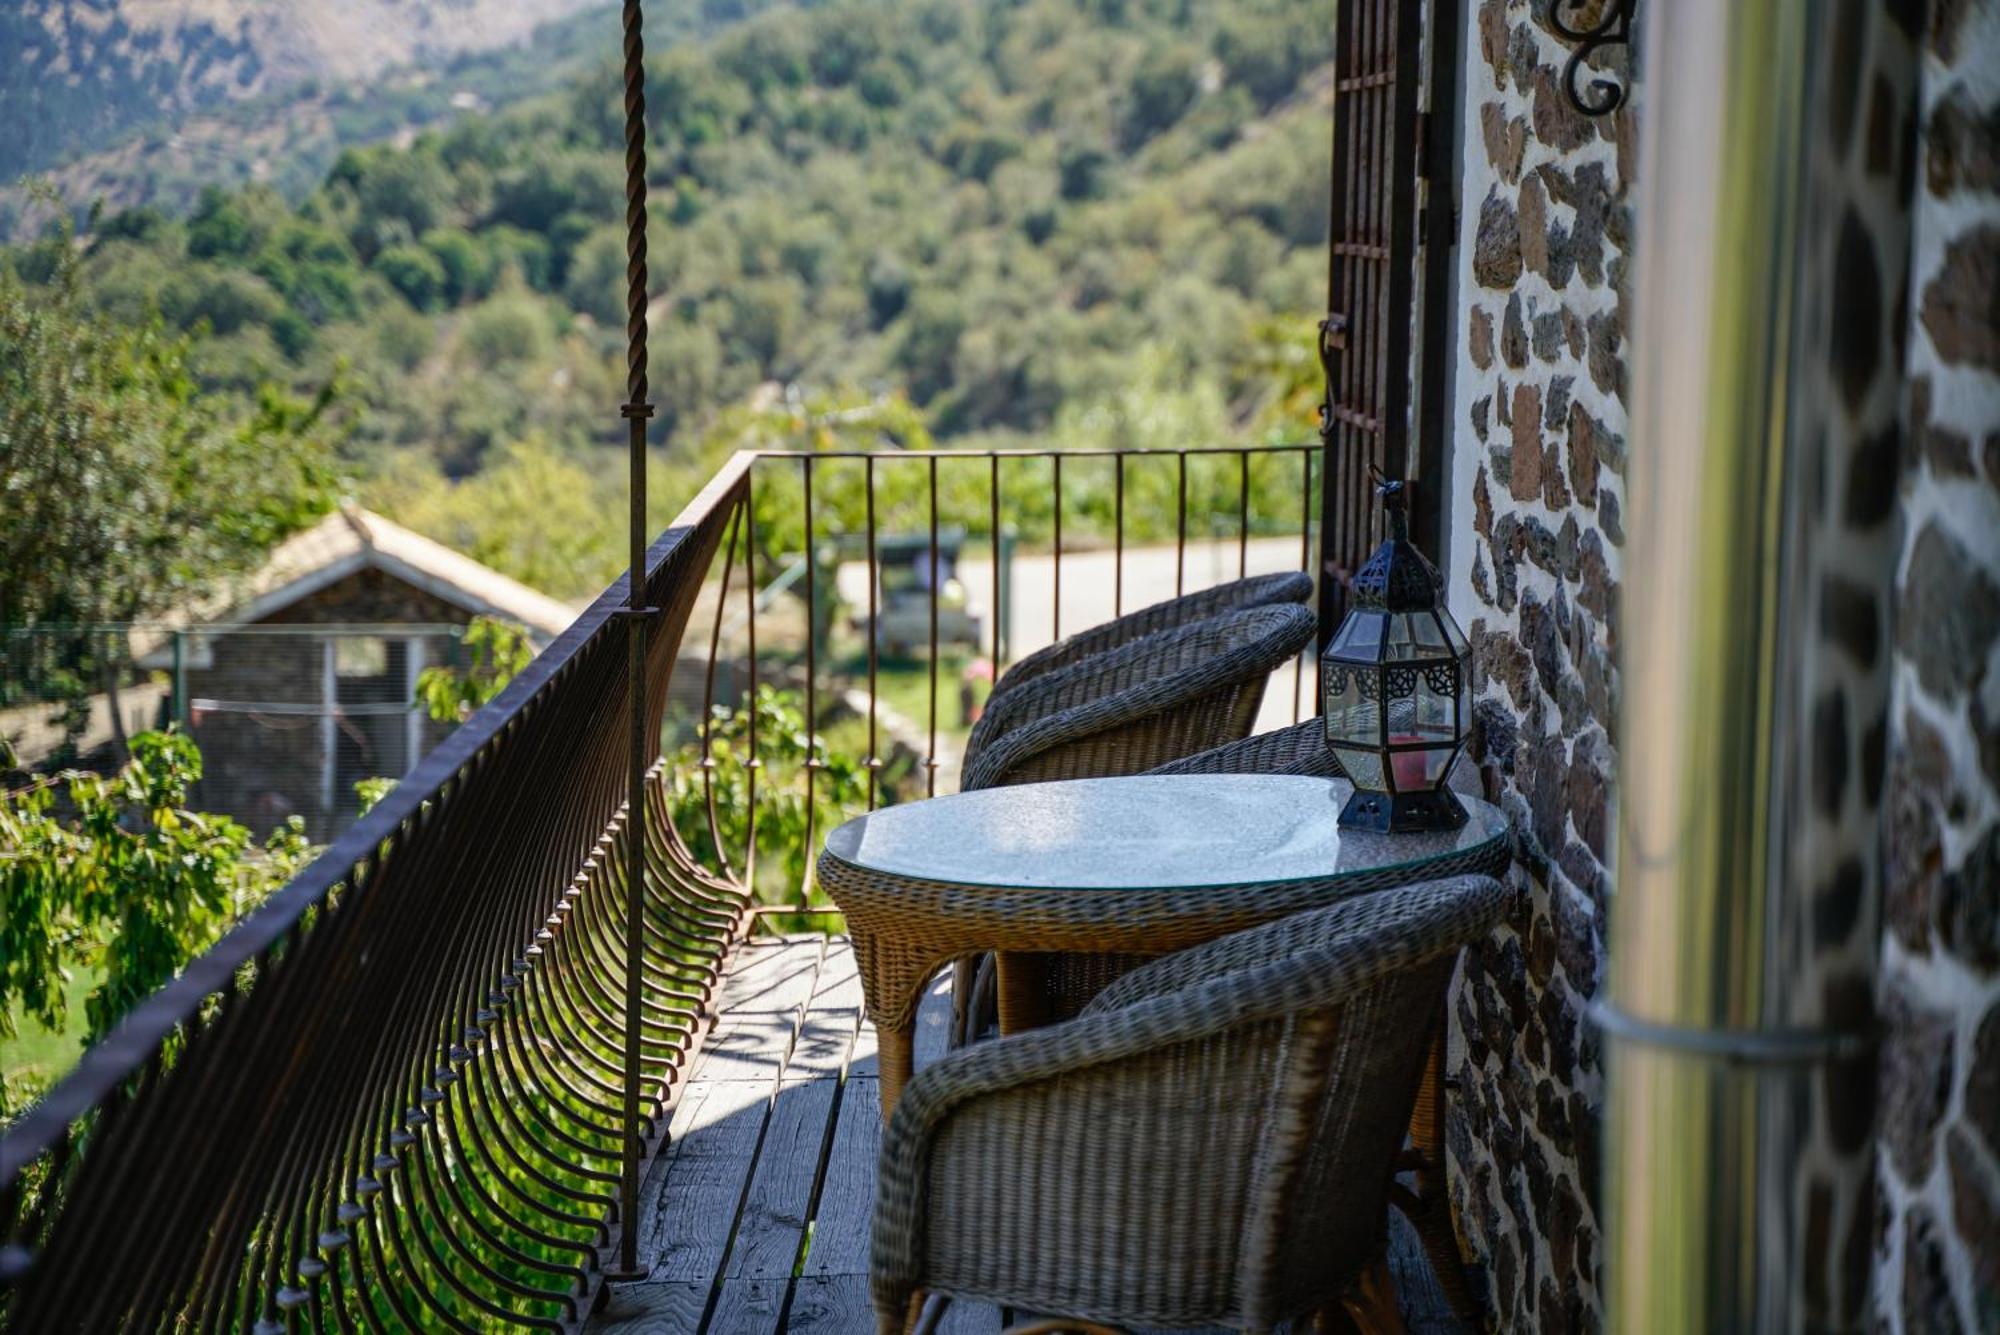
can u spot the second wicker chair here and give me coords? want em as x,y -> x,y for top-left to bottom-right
948,603 -> 1315,1047
873,874 -> 1509,1335
960,601 -> 1316,791
983,568 -> 1313,707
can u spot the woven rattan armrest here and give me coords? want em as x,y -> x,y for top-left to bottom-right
960,603 -> 1314,790
1148,717 -> 1337,778
989,570 -> 1313,702
872,876 -> 1508,1306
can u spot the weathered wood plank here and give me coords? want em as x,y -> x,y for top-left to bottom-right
849,1012 -> 880,1072
800,1076 -> 878,1280
810,937 -> 864,1009
789,1007 -> 860,1080
590,1280 -> 709,1333
913,971 -> 954,1071
849,970 -> 951,1084
725,1078 -> 840,1282
690,1011 -> 802,1086
720,939 -> 824,1014
633,1079 -> 724,1266
649,1085 -> 768,1283
784,1274 -> 875,1332
704,1277 -> 787,1333
934,1296 -> 1005,1332
1387,1204 -> 1465,1335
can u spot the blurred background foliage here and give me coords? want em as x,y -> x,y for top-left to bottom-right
4,0 -> 1334,604
0,731 -> 314,1116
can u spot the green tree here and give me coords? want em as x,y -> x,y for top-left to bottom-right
0,731 -> 313,1050
459,288 -> 554,365
416,617 -> 537,723
186,186 -> 259,260
1124,43 -> 1204,145
562,225 -> 631,327
340,146 -> 455,254
421,226 -> 497,304
366,440 -> 631,600
374,243 -> 448,311
1214,12 -> 1315,109
0,217 -> 343,752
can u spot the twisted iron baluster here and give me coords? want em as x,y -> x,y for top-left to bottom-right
613,0 -> 656,1285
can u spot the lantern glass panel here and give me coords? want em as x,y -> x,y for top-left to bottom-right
1322,664 -> 1378,751
1412,663 -> 1457,737
1328,609 -> 1387,662
1440,608 -> 1470,655
1383,664 -> 1458,792
1340,749 -> 1386,792
1384,611 -> 1450,659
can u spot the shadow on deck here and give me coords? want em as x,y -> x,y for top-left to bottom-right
590,938 -> 1466,1335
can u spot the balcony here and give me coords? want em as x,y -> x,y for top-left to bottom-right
6,444 -> 1458,1334
591,935 -> 1461,1334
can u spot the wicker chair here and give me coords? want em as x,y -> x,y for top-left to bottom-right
872,875 -> 1509,1335
985,569 -> 1313,707
960,602 -> 1316,791
950,604 -> 1315,1043
1149,716 -> 1337,778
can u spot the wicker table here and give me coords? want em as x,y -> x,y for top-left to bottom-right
820,773 -> 1510,1321
817,773 -> 1510,1114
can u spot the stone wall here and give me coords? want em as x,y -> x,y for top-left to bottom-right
186,573 -> 470,840
1441,2 -> 1630,1327
1873,2 -> 2000,1329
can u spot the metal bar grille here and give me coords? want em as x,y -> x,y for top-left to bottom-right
1317,0 -> 1429,645
0,462 -> 754,1332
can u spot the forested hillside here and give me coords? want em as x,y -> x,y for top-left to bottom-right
0,0 -> 625,182
3,0 -> 1335,600
0,1 -> 798,240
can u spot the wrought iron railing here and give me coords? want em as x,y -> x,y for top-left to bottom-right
0,443 -> 1318,1331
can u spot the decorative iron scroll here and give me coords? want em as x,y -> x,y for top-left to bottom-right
1550,0 -> 1635,116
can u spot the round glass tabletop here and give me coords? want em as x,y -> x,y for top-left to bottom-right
821,774 -> 1508,892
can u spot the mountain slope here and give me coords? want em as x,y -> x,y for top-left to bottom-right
4,0 -> 1336,599
1,0 -> 611,181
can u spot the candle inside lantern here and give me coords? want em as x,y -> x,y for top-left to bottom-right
1389,733 -> 1428,791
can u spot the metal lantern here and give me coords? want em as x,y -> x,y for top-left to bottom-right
1321,481 -> 1471,832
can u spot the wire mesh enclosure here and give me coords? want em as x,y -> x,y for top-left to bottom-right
2,623 -> 484,841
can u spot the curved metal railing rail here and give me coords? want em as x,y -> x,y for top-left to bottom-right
0,457 -> 755,1332
0,442 -> 1322,1331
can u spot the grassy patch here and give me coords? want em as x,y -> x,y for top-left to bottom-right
1,960 -> 103,1093
833,650 -> 983,754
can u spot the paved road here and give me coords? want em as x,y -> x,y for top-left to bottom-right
839,536 -> 1318,738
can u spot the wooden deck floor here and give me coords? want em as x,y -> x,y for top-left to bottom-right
589,937 -> 1465,1335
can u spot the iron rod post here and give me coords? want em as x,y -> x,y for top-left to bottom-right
614,0 -> 653,1284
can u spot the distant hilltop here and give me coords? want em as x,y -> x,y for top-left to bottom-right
1,0 -> 615,183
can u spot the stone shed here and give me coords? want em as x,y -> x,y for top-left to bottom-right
139,506 -> 575,840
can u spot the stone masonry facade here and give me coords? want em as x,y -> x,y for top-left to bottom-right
1436,3 -> 2000,1329
1442,2 -> 1630,1328
1873,2 -> 2000,1330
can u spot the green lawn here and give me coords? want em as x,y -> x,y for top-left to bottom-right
832,650 -> 984,755
1,961 -> 102,1098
